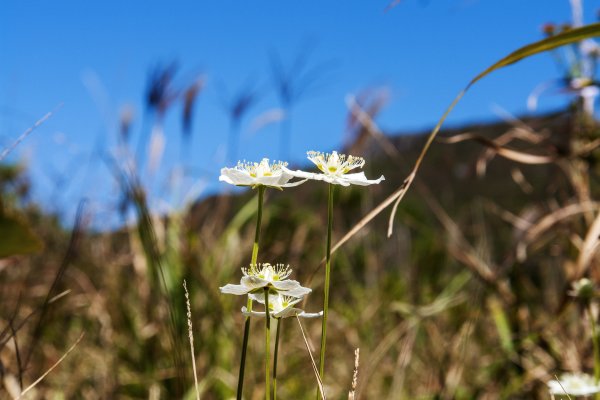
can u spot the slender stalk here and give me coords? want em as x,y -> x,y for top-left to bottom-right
588,304 -> 600,384
252,187 -> 266,264
237,318 -> 251,400
264,288 -> 271,400
237,186 -> 266,400
317,183 -> 334,399
273,318 -> 282,400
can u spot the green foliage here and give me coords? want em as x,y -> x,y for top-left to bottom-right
0,211 -> 43,257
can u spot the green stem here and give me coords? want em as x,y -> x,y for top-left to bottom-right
264,288 -> 271,400
237,186 -> 266,400
252,187 -> 266,265
273,318 -> 282,400
588,304 -> 600,384
317,183 -> 334,399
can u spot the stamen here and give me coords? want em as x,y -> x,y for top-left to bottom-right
272,263 -> 292,280
242,263 -> 267,277
307,150 -> 365,175
234,159 -> 288,177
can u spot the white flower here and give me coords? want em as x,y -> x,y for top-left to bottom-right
242,293 -> 323,319
220,263 -> 311,298
219,158 -> 306,189
548,373 -> 600,396
284,151 -> 384,186
568,277 -> 597,300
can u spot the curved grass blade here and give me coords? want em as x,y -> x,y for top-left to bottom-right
320,22 -> 600,257
296,317 -> 326,399
0,104 -> 62,162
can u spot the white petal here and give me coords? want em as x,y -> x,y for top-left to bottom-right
220,284 -> 250,295
274,308 -> 323,318
343,172 -> 385,186
285,286 -> 312,297
219,168 -> 253,186
281,166 -> 384,186
248,292 -> 277,304
272,280 -> 299,290
283,167 -> 347,186
279,176 -> 308,187
256,174 -> 287,186
327,176 -> 351,186
273,307 -> 304,318
281,167 -> 318,180
298,311 -> 324,318
272,280 -> 311,295
241,276 -> 269,290
243,306 -> 322,319
241,306 -> 271,318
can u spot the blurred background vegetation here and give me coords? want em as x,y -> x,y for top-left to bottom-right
4,2 -> 600,400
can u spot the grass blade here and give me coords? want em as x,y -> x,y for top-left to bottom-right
327,22 -> 600,252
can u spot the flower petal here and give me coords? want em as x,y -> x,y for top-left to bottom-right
281,167 -> 318,180
273,307 -> 304,318
298,311 -> 324,318
343,172 -> 385,186
241,275 -> 269,290
279,176 -> 308,187
219,168 -> 253,186
285,286 -> 312,297
255,174 -> 288,187
282,167 -> 383,186
220,284 -> 250,295
271,280 -> 311,296
248,291 -> 270,303
241,306 -> 270,318
242,306 -> 322,319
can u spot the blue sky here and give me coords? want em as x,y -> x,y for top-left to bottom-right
0,0 -> 596,228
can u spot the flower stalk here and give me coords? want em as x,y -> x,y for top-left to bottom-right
237,186 -> 265,400
317,183 -> 334,399
273,318 -> 282,400
264,287 -> 271,400
588,304 -> 600,384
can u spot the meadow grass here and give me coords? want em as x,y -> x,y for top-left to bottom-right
2,20 -> 600,400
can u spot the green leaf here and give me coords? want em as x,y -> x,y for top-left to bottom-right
488,297 -> 515,355
434,23 -> 600,159
469,23 -> 600,88
0,211 -> 43,257
434,23 -> 600,155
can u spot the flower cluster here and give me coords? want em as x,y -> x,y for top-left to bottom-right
219,150 -> 383,398
219,150 -> 385,189
568,277 -> 598,302
220,263 -> 316,318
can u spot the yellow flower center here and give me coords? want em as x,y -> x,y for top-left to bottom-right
307,150 -> 365,176
235,159 -> 288,178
